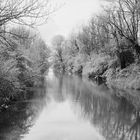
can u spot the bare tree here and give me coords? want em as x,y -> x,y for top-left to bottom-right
0,0 -> 52,27
0,0 -> 52,48
52,35 -> 65,72
105,0 -> 140,56
51,35 -> 65,48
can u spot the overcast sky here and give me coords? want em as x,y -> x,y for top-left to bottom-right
38,0 -> 106,44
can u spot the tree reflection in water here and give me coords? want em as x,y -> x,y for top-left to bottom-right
1,73 -> 140,140
52,74 -> 140,140
0,78 -> 47,140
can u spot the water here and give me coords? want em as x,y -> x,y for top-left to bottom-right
0,68 -> 140,140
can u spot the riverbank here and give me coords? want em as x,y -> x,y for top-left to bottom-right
57,54 -> 140,90
0,27 -> 50,110
105,64 -> 140,90
0,73 -> 47,111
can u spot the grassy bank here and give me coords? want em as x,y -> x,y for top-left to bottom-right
68,54 -> 140,90
53,50 -> 140,90
105,64 -> 140,90
68,57 -> 140,90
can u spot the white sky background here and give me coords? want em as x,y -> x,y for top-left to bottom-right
38,0 -> 106,45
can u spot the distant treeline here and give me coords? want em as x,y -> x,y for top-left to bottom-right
52,0 -> 140,90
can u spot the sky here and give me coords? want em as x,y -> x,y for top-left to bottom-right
38,0 -> 105,45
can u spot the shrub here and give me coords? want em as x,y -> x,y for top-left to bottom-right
82,54 -> 110,79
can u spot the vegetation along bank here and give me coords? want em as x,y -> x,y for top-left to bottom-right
52,0 -> 140,90
0,0 -> 51,109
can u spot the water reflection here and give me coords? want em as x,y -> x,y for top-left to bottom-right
1,69 -> 140,140
47,73 -> 140,140
0,78 -> 47,140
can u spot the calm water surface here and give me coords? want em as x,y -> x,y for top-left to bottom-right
0,68 -> 140,140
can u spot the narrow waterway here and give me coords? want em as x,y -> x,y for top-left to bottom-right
0,68 -> 140,140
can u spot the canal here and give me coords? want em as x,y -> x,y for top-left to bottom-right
0,68 -> 140,140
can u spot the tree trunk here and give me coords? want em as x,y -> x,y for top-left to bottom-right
134,44 -> 140,58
